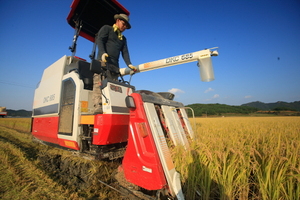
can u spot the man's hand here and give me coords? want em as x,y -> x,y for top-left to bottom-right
101,53 -> 108,62
128,64 -> 137,71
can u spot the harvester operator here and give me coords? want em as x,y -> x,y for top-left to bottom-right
93,13 -> 136,114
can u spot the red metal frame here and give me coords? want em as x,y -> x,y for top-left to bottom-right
32,116 -> 80,150
32,113 -> 130,150
122,93 -> 167,190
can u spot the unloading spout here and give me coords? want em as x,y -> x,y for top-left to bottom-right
119,48 -> 219,82
197,55 -> 215,82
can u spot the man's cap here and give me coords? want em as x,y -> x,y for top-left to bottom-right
114,13 -> 131,29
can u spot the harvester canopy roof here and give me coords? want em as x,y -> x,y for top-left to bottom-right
67,0 -> 130,42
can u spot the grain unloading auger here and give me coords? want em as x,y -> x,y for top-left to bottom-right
31,0 -> 218,199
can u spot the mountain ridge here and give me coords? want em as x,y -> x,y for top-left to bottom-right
241,101 -> 300,111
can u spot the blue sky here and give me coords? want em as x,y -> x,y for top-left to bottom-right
0,0 -> 299,110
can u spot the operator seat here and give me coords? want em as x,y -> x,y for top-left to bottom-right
77,60 -> 94,90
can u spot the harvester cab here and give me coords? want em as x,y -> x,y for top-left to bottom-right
31,0 -> 218,199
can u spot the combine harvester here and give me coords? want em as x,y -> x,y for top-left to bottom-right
31,0 -> 218,199
0,107 -> 7,118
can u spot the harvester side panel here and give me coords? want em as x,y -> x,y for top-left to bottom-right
32,56 -> 75,116
32,116 -> 59,144
32,56 -> 86,117
122,93 -> 167,191
32,56 -> 69,144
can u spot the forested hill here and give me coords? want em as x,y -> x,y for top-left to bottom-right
6,109 -> 32,117
4,105 -> 255,118
186,103 -> 258,116
4,100 -> 300,117
241,101 -> 300,111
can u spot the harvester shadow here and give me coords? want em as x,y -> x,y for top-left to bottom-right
184,150 -> 227,200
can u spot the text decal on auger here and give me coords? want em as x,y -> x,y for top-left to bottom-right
165,53 -> 193,64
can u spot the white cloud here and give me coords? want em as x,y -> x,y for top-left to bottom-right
168,88 -> 185,94
203,94 -> 220,101
204,87 -> 214,93
213,94 -> 220,99
244,95 -> 252,99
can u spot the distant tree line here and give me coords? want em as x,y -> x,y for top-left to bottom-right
4,104 -> 298,118
185,103 -> 258,117
6,109 -> 32,117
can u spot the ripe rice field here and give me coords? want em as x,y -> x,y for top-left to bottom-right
173,116 -> 300,200
0,116 -> 299,200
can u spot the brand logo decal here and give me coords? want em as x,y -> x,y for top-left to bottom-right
166,53 -> 193,63
110,84 -> 122,93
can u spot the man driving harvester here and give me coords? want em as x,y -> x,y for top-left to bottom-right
93,13 -> 136,114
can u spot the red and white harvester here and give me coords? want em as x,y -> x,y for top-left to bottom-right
31,0 -> 218,199
0,107 -> 7,118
